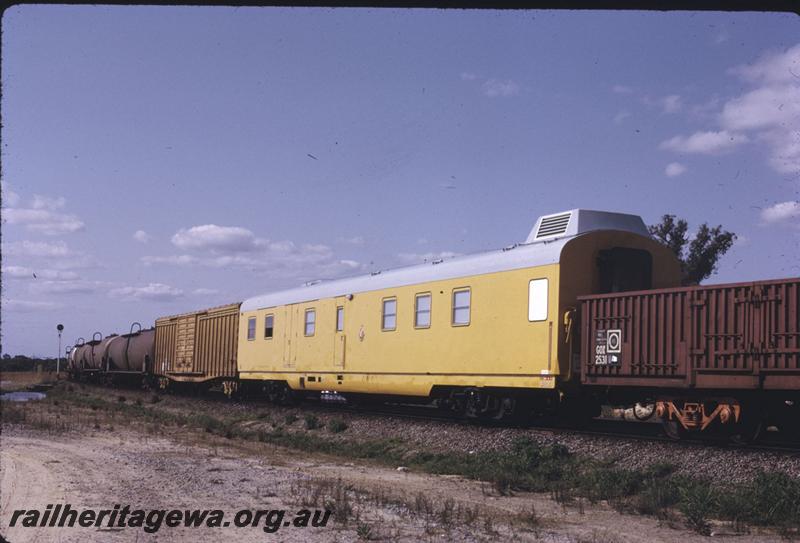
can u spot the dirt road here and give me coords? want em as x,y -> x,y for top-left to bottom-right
0,424 -> 785,542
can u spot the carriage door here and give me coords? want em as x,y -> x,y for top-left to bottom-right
283,304 -> 299,369
334,298 -> 346,369
174,313 -> 196,374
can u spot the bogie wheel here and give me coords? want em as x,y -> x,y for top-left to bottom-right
729,409 -> 764,446
662,418 -> 687,440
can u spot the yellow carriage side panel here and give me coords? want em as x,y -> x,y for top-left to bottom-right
238,263 -> 561,397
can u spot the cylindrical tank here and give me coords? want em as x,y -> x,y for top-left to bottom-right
104,325 -> 155,372
86,334 -> 115,370
68,342 -> 84,371
74,343 -> 92,370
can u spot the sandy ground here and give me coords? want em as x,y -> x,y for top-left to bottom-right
0,423 -> 786,543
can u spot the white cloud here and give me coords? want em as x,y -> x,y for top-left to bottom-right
761,201 -> 800,224
31,194 -> 66,210
144,235 -> 363,282
729,44 -> 800,85
3,263 -> 104,295
643,94 -> 683,114
714,31 -> 729,45
337,235 -> 365,246
482,79 -> 520,98
660,130 -> 749,155
2,192 -> 85,235
4,240 -> 72,258
2,299 -> 64,312
29,280 -> 102,295
720,85 -> 800,132
3,207 -> 85,235
3,240 -> 100,271
141,254 -> 198,266
665,162 -> 687,177
670,43 -> 800,175
109,283 -> 184,302
690,96 -> 721,121
171,224 -> 263,253
396,251 -> 460,265
2,266 -> 79,280
717,84 -> 800,175
762,132 -> 800,175
613,110 -> 631,124
133,230 -> 151,243
463,74 -> 521,98
612,84 -> 633,94
192,288 -> 219,296
661,95 -> 682,114
2,182 -> 20,207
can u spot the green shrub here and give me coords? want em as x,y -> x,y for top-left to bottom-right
304,414 -> 321,430
678,479 -> 717,535
327,419 -> 348,433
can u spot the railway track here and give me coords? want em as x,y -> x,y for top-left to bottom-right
63,381 -> 800,454
228,390 -> 800,454
351,403 -> 800,454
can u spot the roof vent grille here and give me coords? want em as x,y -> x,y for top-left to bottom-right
536,212 -> 572,239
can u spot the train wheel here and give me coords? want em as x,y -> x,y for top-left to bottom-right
729,406 -> 764,445
729,424 -> 763,445
509,396 -> 534,426
662,419 -> 686,440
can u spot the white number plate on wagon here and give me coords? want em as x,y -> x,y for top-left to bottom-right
594,329 -> 622,366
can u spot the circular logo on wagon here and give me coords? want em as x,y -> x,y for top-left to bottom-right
606,329 -> 621,353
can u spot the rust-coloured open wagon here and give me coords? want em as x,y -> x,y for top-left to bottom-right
580,277 -> 800,439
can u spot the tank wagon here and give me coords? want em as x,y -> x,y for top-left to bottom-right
100,323 -> 155,378
236,209 -> 682,420
67,339 -> 85,374
581,277 -> 800,441
68,333 -> 106,378
153,303 -> 241,394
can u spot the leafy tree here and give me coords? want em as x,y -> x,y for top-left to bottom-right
649,215 -> 736,286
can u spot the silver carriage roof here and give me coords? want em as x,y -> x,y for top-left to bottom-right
240,209 -> 649,311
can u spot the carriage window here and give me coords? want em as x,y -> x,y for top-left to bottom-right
247,317 -> 256,340
336,306 -> 344,332
528,279 -> 548,321
382,298 -> 397,331
415,293 -> 431,328
264,314 -> 274,339
452,288 -> 471,326
304,309 -> 316,336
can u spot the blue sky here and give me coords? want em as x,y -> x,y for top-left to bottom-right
2,7 -> 799,356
